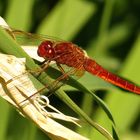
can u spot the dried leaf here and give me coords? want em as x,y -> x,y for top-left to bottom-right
0,53 -> 88,140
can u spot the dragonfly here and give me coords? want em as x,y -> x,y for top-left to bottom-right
2,26 -> 140,96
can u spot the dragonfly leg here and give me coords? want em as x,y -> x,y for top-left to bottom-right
46,64 -> 84,97
26,60 -> 51,77
56,63 -> 69,80
35,60 -> 51,75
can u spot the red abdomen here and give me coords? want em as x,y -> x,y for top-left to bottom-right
84,58 -> 140,95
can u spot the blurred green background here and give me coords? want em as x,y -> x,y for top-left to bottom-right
0,0 -> 140,140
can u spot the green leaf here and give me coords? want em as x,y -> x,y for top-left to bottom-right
37,0 -> 95,40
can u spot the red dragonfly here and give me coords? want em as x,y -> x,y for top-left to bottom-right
5,27 -> 140,95
37,40 -> 140,95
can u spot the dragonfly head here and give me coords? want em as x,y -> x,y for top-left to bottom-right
37,41 -> 55,59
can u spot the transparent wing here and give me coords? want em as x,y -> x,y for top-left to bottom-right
1,25 -> 63,46
38,62 -> 85,97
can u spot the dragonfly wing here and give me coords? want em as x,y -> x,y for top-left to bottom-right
10,30 -> 46,46
41,63 -> 85,96
1,25 -> 63,46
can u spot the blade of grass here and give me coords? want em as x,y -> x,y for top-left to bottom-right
0,98 -> 10,140
56,89 -> 113,140
5,0 -> 34,30
44,67 -> 118,139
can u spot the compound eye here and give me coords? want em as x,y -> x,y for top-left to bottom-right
45,44 -> 53,54
37,41 -> 54,58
